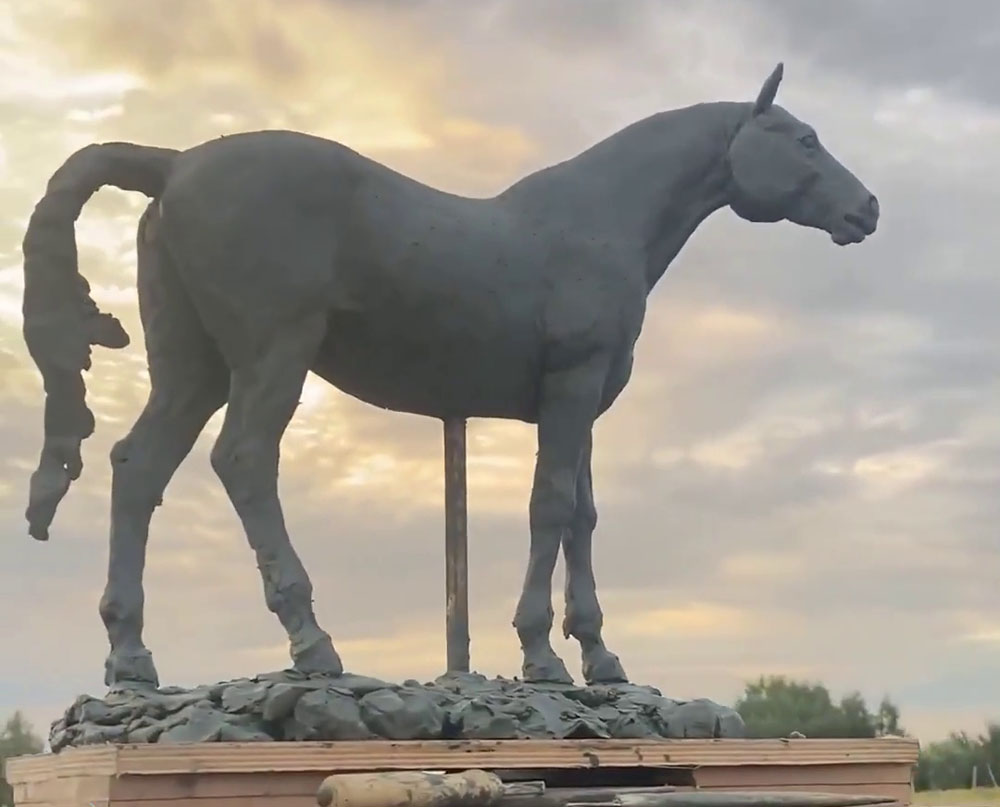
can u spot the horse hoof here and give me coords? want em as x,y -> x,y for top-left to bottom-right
521,645 -> 574,685
582,645 -> 628,685
105,647 -> 160,689
292,632 -> 344,676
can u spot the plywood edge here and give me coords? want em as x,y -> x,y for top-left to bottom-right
12,773 -> 111,806
700,783 -> 913,803
692,763 -> 915,788
5,737 -> 921,781
5,745 -> 120,782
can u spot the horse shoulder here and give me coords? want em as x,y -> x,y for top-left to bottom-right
540,248 -> 646,370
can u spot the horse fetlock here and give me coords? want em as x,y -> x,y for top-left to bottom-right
562,605 -> 604,643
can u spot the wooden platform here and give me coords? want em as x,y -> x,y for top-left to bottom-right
5,737 -> 920,807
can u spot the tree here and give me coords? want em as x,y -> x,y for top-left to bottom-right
735,676 -> 882,739
913,722 -> 1000,791
0,713 -> 44,807
875,695 -> 904,736
978,721 -> 1000,784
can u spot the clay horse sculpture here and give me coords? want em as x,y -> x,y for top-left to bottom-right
22,64 -> 877,689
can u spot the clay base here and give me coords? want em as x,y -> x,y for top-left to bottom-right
49,670 -> 745,750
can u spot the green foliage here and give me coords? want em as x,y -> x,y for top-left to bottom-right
915,722 -> 1000,791
733,676 -> 998,792
735,675 -> 890,739
0,712 -> 44,807
875,695 -> 903,736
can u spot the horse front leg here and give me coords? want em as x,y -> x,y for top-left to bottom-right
561,432 -> 628,684
514,360 -> 607,684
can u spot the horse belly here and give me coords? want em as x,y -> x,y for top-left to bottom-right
313,303 -> 542,422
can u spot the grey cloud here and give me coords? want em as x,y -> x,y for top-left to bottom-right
2,0 -> 999,743
894,654 -> 1000,710
742,0 -> 1000,107
444,0 -> 1000,109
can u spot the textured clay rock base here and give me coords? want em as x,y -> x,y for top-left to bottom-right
50,671 -> 745,750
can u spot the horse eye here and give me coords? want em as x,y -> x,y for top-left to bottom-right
800,133 -> 819,150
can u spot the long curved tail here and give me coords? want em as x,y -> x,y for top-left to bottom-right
22,141 -> 179,541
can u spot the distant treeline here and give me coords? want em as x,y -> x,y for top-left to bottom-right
734,675 -> 999,791
1,713 -> 43,807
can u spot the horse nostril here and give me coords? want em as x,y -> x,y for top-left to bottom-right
868,194 -> 879,217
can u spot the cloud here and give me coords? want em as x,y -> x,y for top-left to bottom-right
0,0 -> 997,747
738,0 -> 1000,108
620,602 -> 769,639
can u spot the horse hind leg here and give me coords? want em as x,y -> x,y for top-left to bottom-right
101,205 -> 229,687
209,311 -> 342,676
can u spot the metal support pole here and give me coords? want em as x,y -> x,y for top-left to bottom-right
443,417 -> 470,673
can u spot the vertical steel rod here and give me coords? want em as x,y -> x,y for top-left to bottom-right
443,417 -> 470,673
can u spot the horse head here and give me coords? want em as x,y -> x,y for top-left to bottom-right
728,63 -> 879,245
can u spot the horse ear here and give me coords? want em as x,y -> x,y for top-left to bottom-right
753,62 -> 784,116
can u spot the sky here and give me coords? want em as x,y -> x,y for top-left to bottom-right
0,0 -> 998,745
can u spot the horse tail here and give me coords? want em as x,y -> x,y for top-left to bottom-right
21,141 -> 180,541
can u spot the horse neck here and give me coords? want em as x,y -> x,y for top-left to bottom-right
504,102 -> 750,291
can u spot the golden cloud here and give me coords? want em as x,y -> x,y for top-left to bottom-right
14,0 -> 539,193
620,601 -> 758,639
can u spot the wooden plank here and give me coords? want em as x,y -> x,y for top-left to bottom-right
566,793 -> 900,807
17,787 -> 679,807
444,416 -> 470,673
700,784 -> 912,803
513,786 -> 680,807
111,798 -> 310,807
5,738 -> 921,783
496,767 -> 686,790
29,779 -> 676,807
88,799 -> 907,807
7,745 -> 121,782
692,764 -> 913,788
110,772 -> 324,800
12,772 -> 110,805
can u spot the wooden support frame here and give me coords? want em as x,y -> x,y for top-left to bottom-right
5,738 -> 921,807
